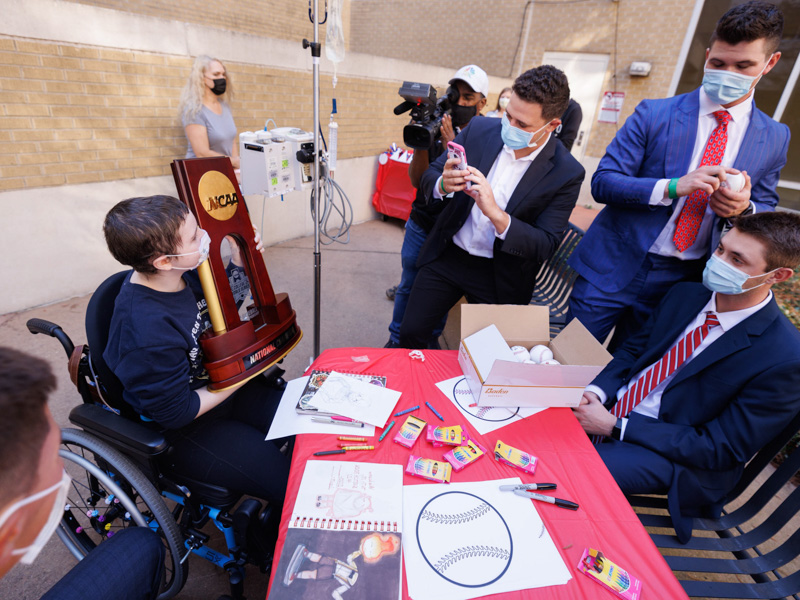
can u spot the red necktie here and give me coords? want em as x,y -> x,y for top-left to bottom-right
673,110 -> 732,252
592,312 -> 720,444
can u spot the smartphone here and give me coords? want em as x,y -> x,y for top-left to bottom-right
447,141 -> 471,190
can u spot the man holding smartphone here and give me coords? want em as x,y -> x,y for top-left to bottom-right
384,65 -> 488,349
399,65 -> 584,349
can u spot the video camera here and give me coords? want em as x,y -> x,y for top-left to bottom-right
394,81 -> 459,150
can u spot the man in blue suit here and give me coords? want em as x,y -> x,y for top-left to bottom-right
568,1 -> 789,350
573,212 -> 800,542
399,66 -> 584,349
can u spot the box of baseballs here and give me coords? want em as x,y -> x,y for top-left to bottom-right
457,304 -> 612,408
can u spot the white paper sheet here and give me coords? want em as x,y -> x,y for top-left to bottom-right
307,371 -> 401,428
435,376 -> 545,435
402,478 -> 571,600
265,376 -> 376,440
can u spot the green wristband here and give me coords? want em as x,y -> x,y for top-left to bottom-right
439,176 -> 447,195
668,178 -> 679,200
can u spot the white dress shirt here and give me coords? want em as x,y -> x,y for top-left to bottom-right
648,89 -> 754,260
433,138 -> 547,258
585,290 -> 772,439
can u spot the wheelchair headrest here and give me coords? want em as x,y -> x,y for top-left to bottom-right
85,270 -> 130,407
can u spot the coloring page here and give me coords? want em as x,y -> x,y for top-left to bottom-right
402,478 -> 571,600
435,376 -> 545,435
291,461 -> 403,529
308,371 -> 401,427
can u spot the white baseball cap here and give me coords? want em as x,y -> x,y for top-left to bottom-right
449,65 -> 489,98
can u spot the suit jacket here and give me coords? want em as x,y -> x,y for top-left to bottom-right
569,88 -> 790,293
417,116 -> 585,304
594,282 -> 800,540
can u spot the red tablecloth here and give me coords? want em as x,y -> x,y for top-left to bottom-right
267,348 -> 688,599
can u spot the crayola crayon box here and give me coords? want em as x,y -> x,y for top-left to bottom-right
394,415 -> 426,449
405,455 -> 451,483
426,424 -> 467,447
577,548 -> 642,600
494,440 -> 538,475
443,439 -> 487,471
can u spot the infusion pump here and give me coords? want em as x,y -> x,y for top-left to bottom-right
239,127 -> 314,197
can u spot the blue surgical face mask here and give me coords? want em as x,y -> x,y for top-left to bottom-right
501,113 -> 551,150
702,55 -> 772,105
702,253 -> 778,295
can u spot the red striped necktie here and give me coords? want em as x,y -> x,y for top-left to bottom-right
673,110 -> 732,252
593,312 -> 720,444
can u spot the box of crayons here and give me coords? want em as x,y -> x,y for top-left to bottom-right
577,548 -> 642,600
444,439 -> 487,471
494,440 -> 538,475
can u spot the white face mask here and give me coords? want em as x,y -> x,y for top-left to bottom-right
498,97 -> 510,109
0,471 -> 71,565
165,230 -> 211,271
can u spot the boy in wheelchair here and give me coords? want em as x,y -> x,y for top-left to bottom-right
102,195 -> 291,539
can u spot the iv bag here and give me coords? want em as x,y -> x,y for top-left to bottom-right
325,0 -> 345,63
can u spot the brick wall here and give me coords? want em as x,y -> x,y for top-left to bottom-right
0,35 -> 411,192
350,0 -> 697,157
64,0 -> 325,44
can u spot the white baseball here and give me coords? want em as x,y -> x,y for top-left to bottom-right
721,172 -> 745,193
523,359 -> 536,364
540,359 -> 561,366
416,491 -> 512,587
510,345 -> 529,362
528,345 -> 553,364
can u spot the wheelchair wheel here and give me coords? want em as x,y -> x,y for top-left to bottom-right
59,428 -> 188,600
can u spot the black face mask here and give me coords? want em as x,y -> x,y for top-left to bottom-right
210,78 -> 226,96
450,103 -> 477,128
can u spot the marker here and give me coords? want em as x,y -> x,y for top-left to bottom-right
338,436 -> 368,442
394,405 -> 419,417
513,489 -> 579,510
313,449 -> 346,456
311,417 -> 365,428
500,483 -> 557,492
378,420 -> 396,442
331,415 -> 358,422
341,445 -> 375,451
425,401 -> 444,421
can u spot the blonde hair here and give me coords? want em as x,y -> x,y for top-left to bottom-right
178,55 -> 234,121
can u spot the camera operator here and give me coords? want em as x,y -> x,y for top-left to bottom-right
385,65 -> 488,349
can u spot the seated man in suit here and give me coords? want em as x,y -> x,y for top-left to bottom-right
573,211 -> 800,543
399,65 -> 584,349
0,347 -> 164,599
568,1 -> 789,350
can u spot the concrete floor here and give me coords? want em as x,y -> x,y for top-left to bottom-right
0,218 -> 406,600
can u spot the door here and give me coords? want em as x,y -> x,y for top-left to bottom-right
542,52 -> 609,162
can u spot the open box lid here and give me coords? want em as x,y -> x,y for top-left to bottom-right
460,304 -> 550,348
550,319 -> 613,367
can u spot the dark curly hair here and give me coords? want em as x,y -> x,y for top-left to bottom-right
710,1 -> 783,55
512,65 -> 570,121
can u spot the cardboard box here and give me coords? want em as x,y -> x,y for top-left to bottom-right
457,304 -> 612,408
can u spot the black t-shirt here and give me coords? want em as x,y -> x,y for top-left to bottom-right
408,138 -> 446,233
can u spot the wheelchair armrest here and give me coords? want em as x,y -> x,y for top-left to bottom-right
68,404 -> 169,458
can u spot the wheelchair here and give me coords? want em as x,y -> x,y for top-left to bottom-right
27,270 -> 289,600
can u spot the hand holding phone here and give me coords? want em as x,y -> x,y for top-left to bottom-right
447,141 -> 471,190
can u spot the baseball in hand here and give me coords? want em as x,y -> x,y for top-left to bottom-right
529,345 -> 553,364
721,172 -> 745,193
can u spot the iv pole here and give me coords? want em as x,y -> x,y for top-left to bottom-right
303,0 -> 324,360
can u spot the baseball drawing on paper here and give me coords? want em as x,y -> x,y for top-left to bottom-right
452,377 -> 521,422
416,491 -> 513,588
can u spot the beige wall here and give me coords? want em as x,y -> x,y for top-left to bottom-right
350,0 -> 698,157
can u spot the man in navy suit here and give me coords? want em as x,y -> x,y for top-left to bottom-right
573,212 -> 800,542
399,66 -> 584,349
568,1 -> 789,350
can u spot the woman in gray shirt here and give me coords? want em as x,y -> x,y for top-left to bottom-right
178,55 -> 240,169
